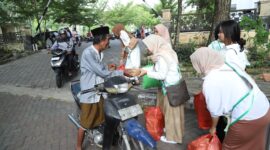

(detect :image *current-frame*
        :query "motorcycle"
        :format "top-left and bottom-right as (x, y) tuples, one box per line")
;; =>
(68, 76), (156, 150)
(50, 48), (79, 88)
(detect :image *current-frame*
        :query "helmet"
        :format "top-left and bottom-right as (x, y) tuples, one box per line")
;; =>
(58, 29), (66, 35)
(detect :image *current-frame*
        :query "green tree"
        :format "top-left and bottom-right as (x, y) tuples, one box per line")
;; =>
(155, 0), (178, 14)
(51, 0), (103, 26)
(186, 0), (215, 13)
(185, 0), (231, 43)
(240, 16), (270, 67)
(103, 2), (159, 28)
(209, 0), (231, 43)
(0, 0), (99, 32)
(174, 0), (182, 48)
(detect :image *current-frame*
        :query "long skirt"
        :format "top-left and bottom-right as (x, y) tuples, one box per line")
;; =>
(156, 88), (185, 143)
(223, 109), (270, 150)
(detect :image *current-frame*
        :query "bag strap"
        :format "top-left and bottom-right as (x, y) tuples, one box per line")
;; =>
(224, 62), (254, 132)
(228, 48), (238, 55)
(161, 66), (181, 95)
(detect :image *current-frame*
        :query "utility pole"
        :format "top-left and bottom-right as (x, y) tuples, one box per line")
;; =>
(36, 0), (52, 33)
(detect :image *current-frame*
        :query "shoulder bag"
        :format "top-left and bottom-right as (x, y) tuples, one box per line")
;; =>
(165, 79), (190, 106)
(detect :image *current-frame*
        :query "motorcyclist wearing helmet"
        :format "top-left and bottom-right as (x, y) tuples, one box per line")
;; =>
(50, 28), (74, 76)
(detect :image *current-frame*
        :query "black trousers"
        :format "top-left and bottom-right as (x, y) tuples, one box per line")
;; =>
(67, 53), (73, 72)
(216, 116), (227, 142)
(103, 113), (120, 150)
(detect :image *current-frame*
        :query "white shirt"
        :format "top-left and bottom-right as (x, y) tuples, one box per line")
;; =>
(220, 43), (250, 70)
(208, 40), (225, 51)
(203, 64), (269, 122)
(147, 56), (181, 86)
(120, 30), (141, 69)
(51, 38), (73, 52)
(80, 45), (123, 103)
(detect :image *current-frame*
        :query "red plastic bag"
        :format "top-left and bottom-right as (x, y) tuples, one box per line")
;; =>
(144, 107), (164, 141)
(194, 91), (212, 129)
(187, 134), (222, 150)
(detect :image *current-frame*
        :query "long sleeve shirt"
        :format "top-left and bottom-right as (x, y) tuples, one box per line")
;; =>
(208, 40), (225, 51)
(220, 43), (250, 70)
(120, 30), (141, 69)
(146, 56), (181, 86)
(80, 45), (123, 103)
(51, 38), (73, 52)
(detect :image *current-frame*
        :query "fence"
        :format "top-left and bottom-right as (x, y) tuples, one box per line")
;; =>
(175, 9), (259, 33)
(179, 13), (213, 32)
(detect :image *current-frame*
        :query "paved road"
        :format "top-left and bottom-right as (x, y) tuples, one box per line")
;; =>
(0, 40), (269, 150)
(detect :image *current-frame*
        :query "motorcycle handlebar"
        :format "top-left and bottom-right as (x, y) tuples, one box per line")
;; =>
(80, 83), (104, 94)
(79, 76), (138, 95)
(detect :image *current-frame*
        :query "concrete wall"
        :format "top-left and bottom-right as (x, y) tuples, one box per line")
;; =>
(179, 31), (209, 45)
(260, 0), (270, 17)
(178, 30), (269, 48)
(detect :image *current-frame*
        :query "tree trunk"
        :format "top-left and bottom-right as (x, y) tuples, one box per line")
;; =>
(173, 0), (182, 49)
(208, 0), (231, 44)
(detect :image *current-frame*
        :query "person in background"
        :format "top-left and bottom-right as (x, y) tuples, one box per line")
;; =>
(112, 24), (141, 69)
(139, 34), (185, 144)
(87, 31), (93, 42)
(207, 22), (227, 142)
(190, 47), (270, 150)
(76, 26), (123, 150)
(136, 28), (141, 39)
(154, 24), (172, 45)
(152, 24), (178, 139)
(140, 25), (145, 39)
(46, 32), (58, 51)
(218, 20), (250, 70)
(72, 27), (81, 46)
(208, 22), (225, 51)
(50, 28), (74, 76)
(64, 27), (72, 39)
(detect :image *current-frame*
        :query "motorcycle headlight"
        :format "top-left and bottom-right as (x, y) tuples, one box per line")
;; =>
(114, 83), (129, 93)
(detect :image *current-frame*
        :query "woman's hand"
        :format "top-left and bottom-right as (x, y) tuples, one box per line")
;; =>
(119, 59), (125, 66)
(209, 117), (219, 136)
(209, 127), (216, 136)
(138, 69), (147, 77)
(108, 64), (116, 71)
(147, 55), (157, 62)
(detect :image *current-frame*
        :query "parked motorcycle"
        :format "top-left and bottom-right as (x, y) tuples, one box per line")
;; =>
(68, 76), (156, 150)
(50, 49), (79, 88)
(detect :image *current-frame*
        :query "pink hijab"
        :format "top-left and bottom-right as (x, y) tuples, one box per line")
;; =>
(154, 24), (171, 44)
(143, 34), (178, 64)
(190, 47), (224, 76)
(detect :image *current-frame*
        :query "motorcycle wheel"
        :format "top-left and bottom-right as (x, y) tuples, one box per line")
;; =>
(56, 72), (63, 88)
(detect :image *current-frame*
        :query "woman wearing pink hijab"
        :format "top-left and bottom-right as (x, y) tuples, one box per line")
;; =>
(154, 24), (172, 45)
(139, 34), (185, 144)
(190, 47), (270, 150)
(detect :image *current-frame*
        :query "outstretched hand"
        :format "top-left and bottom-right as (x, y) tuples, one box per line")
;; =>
(209, 127), (216, 136)
(138, 69), (147, 77)
(108, 64), (116, 71)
